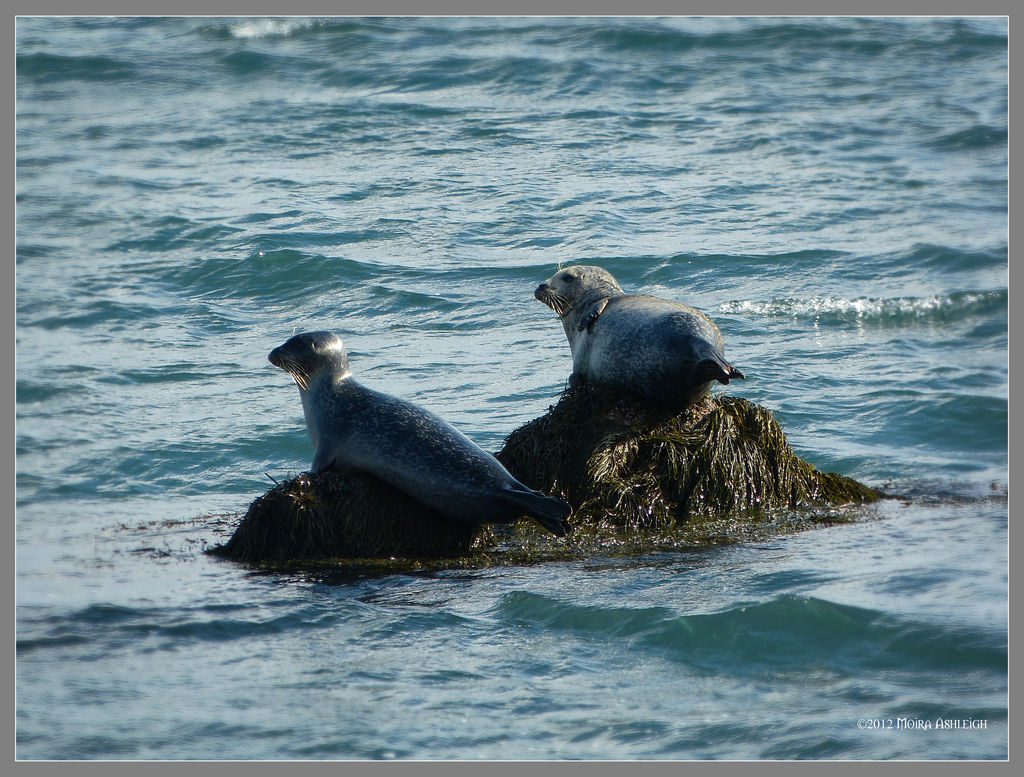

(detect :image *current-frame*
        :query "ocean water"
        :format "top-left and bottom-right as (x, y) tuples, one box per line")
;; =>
(15, 16), (1007, 761)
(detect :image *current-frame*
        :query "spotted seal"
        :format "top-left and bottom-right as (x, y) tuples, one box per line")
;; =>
(535, 265), (744, 409)
(269, 331), (571, 536)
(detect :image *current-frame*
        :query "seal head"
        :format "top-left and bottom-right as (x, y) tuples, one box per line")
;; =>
(534, 265), (624, 321)
(535, 265), (744, 409)
(269, 330), (350, 389)
(269, 331), (572, 537)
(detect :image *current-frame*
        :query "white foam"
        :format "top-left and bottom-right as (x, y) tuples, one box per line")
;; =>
(228, 18), (315, 40)
(718, 292), (997, 321)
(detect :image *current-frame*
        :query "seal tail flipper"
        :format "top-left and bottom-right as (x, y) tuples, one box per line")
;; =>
(695, 356), (744, 385)
(500, 488), (572, 537)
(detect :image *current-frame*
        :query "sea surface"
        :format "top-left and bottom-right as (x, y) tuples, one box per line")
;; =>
(15, 16), (1007, 761)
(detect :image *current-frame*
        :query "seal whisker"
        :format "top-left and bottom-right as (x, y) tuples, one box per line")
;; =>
(536, 287), (572, 317)
(550, 292), (573, 317)
(274, 356), (310, 390)
(287, 362), (311, 390)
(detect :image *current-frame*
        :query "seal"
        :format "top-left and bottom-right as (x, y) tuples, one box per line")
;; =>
(269, 331), (572, 536)
(535, 265), (744, 409)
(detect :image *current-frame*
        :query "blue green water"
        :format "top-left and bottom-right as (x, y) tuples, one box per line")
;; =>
(16, 16), (1007, 760)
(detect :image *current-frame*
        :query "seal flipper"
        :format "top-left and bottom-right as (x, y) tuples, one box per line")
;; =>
(578, 297), (610, 333)
(499, 487), (572, 536)
(694, 355), (744, 386)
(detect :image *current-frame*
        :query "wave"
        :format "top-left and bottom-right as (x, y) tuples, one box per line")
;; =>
(579, 245), (1006, 300)
(497, 592), (1006, 677)
(894, 243), (1007, 274)
(575, 18), (908, 59)
(25, 593), (1004, 677)
(718, 289), (1006, 327)
(930, 124), (1008, 152)
(156, 250), (380, 304)
(875, 477), (1007, 505)
(168, 16), (1006, 103)
(189, 15), (1006, 53)
(154, 250), (585, 306)
(19, 298), (183, 331)
(19, 17), (1005, 98)
(17, 52), (137, 83)
(223, 18), (321, 40)
(17, 601), (345, 657)
(106, 218), (243, 254)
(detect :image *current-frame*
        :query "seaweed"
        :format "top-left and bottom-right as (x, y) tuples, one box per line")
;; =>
(495, 385), (880, 529)
(209, 470), (479, 565)
(209, 385), (881, 570)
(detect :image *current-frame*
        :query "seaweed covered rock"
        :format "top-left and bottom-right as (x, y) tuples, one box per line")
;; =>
(211, 386), (880, 568)
(211, 469), (480, 564)
(495, 385), (880, 529)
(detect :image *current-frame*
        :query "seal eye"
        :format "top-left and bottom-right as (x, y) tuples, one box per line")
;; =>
(559, 272), (575, 283)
